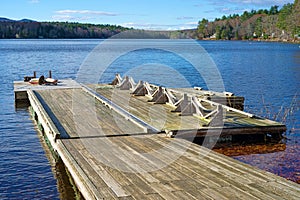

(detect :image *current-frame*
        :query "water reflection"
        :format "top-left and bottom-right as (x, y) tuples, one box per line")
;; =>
(213, 143), (286, 156)
(16, 104), (83, 200)
(35, 119), (84, 200)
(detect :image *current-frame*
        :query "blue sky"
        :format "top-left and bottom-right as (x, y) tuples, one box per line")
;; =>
(0, 0), (294, 30)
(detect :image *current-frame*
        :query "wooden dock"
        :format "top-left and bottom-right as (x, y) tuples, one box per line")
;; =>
(90, 84), (286, 140)
(14, 79), (299, 199)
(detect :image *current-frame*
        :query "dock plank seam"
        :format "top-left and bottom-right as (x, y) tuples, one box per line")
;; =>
(81, 84), (160, 134)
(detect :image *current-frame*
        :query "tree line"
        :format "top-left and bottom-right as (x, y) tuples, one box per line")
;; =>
(0, 21), (130, 39)
(197, 0), (300, 41)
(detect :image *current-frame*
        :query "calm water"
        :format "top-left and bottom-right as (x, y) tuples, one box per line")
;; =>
(0, 39), (299, 199)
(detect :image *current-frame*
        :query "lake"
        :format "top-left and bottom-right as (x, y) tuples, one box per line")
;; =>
(0, 39), (299, 199)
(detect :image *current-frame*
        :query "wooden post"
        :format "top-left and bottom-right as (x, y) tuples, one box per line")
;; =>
(33, 71), (36, 78)
(49, 70), (52, 78)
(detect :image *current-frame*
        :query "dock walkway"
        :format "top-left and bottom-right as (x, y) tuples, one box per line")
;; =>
(92, 85), (286, 139)
(14, 80), (300, 199)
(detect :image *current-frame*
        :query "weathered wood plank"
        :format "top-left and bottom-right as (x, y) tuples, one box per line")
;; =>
(17, 82), (298, 200)
(61, 140), (119, 199)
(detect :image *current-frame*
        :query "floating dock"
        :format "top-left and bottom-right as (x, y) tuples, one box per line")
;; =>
(14, 77), (299, 199)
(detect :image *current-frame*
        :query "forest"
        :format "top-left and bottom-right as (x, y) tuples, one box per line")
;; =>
(0, 19), (130, 39)
(195, 0), (300, 41)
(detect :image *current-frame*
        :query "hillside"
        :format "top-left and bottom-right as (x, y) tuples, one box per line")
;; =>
(196, 0), (300, 42)
(0, 20), (129, 39)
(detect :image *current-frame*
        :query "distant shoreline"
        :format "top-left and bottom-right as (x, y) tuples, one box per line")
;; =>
(1, 37), (299, 44)
(199, 38), (300, 44)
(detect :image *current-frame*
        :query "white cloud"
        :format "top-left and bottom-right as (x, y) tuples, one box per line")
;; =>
(218, 7), (249, 14)
(207, 0), (292, 17)
(121, 22), (197, 30)
(178, 22), (198, 30)
(55, 10), (118, 16)
(209, 0), (292, 8)
(28, 0), (40, 3)
(121, 22), (160, 29)
(194, 4), (201, 7)
(185, 21), (198, 25)
(52, 9), (119, 23)
(176, 16), (195, 20)
(229, 0), (292, 5)
(52, 15), (93, 21)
